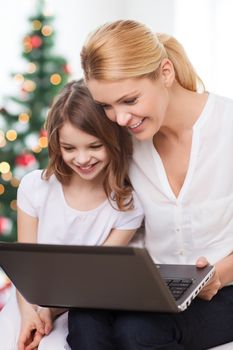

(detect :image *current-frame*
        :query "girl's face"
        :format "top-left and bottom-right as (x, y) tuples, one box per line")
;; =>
(59, 122), (109, 181)
(87, 76), (170, 141)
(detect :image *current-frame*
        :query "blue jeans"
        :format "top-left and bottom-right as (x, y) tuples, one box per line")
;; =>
(67, 286), (233, 350)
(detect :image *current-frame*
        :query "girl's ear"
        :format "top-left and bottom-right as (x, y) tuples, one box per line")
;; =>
(160, 58), (175, 87)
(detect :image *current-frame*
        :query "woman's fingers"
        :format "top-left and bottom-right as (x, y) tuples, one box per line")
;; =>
(196, 256), (209, 268)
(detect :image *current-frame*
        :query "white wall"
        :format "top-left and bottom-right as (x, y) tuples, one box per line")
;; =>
(0, 0), (233, 106)
(0, 0), (176, 106)
(37, 0), (176, 83)
(0, 0), (35, 105)
(174, 0), (233, 98)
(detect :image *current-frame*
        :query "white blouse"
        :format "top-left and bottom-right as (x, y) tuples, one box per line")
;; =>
(130, 93), (233, 264)
(17, 170), (144, 246)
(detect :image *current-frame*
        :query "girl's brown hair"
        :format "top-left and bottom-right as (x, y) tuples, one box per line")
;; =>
(44, 80), (133, 210)
(81, 20), (204, 92)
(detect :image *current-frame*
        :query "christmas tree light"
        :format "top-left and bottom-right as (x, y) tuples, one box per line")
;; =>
(0, 0), (70, 241)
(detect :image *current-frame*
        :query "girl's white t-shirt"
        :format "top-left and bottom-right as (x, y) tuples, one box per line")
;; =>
(17, 170), (144, 246)
(130, 93), (233, 265)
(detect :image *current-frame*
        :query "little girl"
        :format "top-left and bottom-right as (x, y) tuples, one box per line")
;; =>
(0, 80), (144, 350)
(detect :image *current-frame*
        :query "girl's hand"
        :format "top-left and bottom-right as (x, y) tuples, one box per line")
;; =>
(37, 307), (54, 335)
(18, 306), (45, 350)
(196, 256), (221, 301)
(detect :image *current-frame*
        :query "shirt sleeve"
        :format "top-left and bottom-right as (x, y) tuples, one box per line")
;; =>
(114, 191), (144, 230)
(17, 170), (41, 217)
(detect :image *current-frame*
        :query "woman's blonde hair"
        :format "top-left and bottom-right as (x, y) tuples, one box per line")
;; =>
(81, 20), (204, 92)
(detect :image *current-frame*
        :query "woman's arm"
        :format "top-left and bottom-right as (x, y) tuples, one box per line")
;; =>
(215, 252), (233, 286)
(103, 228), (136, 246)
(196, 253), (233, 301)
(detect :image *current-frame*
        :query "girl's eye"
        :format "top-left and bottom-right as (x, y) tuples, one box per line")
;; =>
(90, 144), (103, 149)
(62, 146), (74, 152)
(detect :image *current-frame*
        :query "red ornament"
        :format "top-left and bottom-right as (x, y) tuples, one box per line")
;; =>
(0, 278), (12, 310)
(0, 217), (12, 235)
(63, 64), (72, 74)
(30, 35), (42, 48)
(40, 129), (48, 137)
(0, 217), (7, 235)
(15, 153), (36, 167)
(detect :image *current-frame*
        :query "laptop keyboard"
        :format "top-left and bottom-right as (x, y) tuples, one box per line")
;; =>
(165, 278), (193, 300)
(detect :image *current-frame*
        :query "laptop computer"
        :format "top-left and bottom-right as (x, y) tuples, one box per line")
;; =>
(0, 242), (215, 312)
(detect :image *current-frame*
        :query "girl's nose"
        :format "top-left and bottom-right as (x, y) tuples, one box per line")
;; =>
(75, 151), (91, 165)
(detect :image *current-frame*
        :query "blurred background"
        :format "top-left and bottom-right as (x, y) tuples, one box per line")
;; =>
(1, 0), (233, 102)
(0, 0), (233, 303)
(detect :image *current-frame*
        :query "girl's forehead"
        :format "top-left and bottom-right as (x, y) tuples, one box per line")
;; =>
(59, 125), (101, 144)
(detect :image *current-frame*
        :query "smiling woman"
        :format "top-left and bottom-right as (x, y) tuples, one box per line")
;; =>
(65, 19), (233, 350)
(87, 77), (170, 140)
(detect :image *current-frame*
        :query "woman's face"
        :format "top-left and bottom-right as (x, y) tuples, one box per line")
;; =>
(87, 76), (170, 140)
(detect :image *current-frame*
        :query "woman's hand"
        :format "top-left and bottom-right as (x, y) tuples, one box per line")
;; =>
(196, 256), (221, 301)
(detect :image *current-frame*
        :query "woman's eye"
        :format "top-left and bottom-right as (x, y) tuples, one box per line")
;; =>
(125, 98), (138, 105)
(101, 104), (111, 110)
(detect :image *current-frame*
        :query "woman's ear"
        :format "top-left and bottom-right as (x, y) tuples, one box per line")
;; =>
(160, 58), (175, 87)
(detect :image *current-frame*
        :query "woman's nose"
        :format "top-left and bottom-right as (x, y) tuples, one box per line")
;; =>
(115, 111), (132, 126)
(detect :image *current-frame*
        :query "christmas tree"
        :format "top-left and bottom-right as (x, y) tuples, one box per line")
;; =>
(0, 0), (70, 242)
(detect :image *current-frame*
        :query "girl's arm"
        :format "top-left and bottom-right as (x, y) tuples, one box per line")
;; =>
(37, 306), (68, 333)
(103, 228), (136, 246)
(17, 207), (45, 350)
(17, 206), (38, 243)
(17, 207), (67, 348)
(17, 291), (44, 350)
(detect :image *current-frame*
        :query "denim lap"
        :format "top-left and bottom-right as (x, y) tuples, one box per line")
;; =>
(67, 286), (233, 350)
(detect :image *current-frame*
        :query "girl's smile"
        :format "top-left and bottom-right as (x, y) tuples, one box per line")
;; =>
(59, 122), (109, 181)
(72, 161), (100, 175)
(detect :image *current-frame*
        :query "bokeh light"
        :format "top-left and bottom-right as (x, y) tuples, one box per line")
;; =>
(27, 62), (37, 74)
(32, 20), (42, 30)
(0, 184), (5, 195)
(1, 171), (12, 181)
(10, 200), (17, 211)
(0, 162), (10, 174)
(6, 130), (17, 141)
(50, 73), (61, 85)
(41, 25), (53, 36)
(38, 136), (48, 148)
(18, 113), (30, 123)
